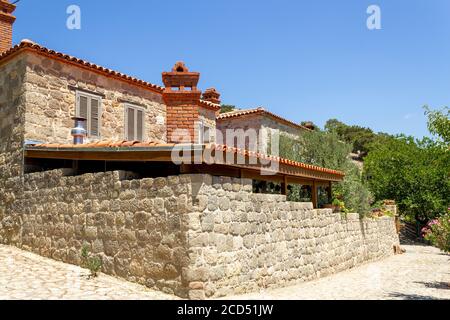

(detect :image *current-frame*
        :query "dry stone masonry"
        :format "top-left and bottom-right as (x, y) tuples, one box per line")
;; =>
(0, 169), (400, 299)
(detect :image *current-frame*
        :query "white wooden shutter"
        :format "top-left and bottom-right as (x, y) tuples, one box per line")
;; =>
(127, 107), (135, 140)
(136, 110), (144, 141)
(90, 98), (100, 137)
(78, 95), (88, 130)
(76, 92), (102, 137)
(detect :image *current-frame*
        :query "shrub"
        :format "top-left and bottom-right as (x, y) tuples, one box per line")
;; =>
(81, 244), (102, 278)
(423, 211), (450, 253)
(279, 130), (373, 214)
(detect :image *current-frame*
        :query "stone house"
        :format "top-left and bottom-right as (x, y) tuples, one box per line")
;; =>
(217, 107), (310, 153)
(0, 0), (400, 299)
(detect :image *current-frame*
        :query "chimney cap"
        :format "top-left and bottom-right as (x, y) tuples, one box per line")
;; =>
(202, 88), (221, 105)
(162, 61), (200, 90)
(172, 61), (189, 73)
(0, 0), (16, 13)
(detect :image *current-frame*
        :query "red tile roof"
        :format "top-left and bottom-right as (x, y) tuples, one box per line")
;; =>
(217, 107), (310, 131)
(0, 40), (163, 94)
(29, 140), (344, 177)
(199, 99), (221, 111)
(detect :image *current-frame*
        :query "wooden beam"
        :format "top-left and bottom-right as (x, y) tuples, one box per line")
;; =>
(25, 149), (175, 162)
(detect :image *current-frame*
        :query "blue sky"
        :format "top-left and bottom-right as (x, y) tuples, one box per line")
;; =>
(12, 0), (450, 138)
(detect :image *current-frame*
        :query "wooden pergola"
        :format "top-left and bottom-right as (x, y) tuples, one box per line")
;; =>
(25, 143), (344, 208)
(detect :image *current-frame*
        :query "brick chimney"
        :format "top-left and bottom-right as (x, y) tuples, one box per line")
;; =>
(0, 0), (16, 54)
(162, 62), (202, 143)
(202, 88), (221, 105)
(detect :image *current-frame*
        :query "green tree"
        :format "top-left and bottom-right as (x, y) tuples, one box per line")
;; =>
(424, 106), (450, 146)
(279, 130), (373, 214)
(364, 136), (450, 223)
(220, 105), (237, 114)
(324, 118), (391, 155)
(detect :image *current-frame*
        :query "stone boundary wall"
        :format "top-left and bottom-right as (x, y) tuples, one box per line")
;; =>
(187, 175), (400, 298)
(0, 171), (400, 299)
(1, 170), (193, 297)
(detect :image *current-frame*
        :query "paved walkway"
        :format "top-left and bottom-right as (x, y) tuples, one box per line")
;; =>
(0, 245), (177, 300)
(0, 244), (448, 300)
(225, 245), (450, 300)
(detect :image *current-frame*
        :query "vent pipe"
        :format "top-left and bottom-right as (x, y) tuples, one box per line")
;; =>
(71, 117), (87, 144)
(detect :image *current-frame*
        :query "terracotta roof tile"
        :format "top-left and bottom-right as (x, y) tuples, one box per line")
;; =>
(204, 143), (344, 176)
(217, 107), (310, 131)
(199, 99), (221, 111)
(0, 40), (163, 94)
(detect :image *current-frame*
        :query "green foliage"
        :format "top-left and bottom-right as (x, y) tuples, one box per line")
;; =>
(220, 104), (237, 114)
(423, 211), (450, 253)
(324, 118), (392, 155)
(363, 136), (450, 222)
(81, 244), (102, 278)
(300, 121), (318, 131)
(424, 106), (450, 146)
(279, 130), (373, 214)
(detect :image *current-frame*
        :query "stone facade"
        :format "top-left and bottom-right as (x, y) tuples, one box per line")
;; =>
(23, 52), (167, 144)
(0, 54), (27, 245)
(0, 169), (400, 299)
(216, 113), (302, 153)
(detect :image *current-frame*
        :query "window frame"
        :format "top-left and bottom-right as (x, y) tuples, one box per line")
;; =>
(75, 91), (103, 139)
(198, 119), (213, 144)
(198, 120), (204, 144)
(124, 103), (146, 141)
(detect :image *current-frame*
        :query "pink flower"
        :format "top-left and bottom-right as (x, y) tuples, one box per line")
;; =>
(428, 219), (440, 227)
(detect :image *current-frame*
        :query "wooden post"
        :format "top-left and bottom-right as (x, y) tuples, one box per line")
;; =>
(311, 180), (318, 208)
(281, 176), (289, 196)
(327, 181), (333, 203)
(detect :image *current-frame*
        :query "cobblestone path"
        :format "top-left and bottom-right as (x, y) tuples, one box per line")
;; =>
(0, 245), (177, 300)
(0, 244), (448, 300)
(224, 245), (450, 300)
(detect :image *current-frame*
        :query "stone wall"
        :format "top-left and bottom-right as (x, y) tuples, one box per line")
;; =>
(23, 52), (167, 144)
(0, 54), (27, 245)
(0, 170), (399, 299)
(186, 175), (400, 298)
(2, 169), (193, 297)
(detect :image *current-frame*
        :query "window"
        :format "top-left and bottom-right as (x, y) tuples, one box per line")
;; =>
(198, 120), (213, 144)
(203, 125), (213, 143)
(198, 121), (204, 144)
(124, 104), (145, 141)
(76, 91), (102, 138)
